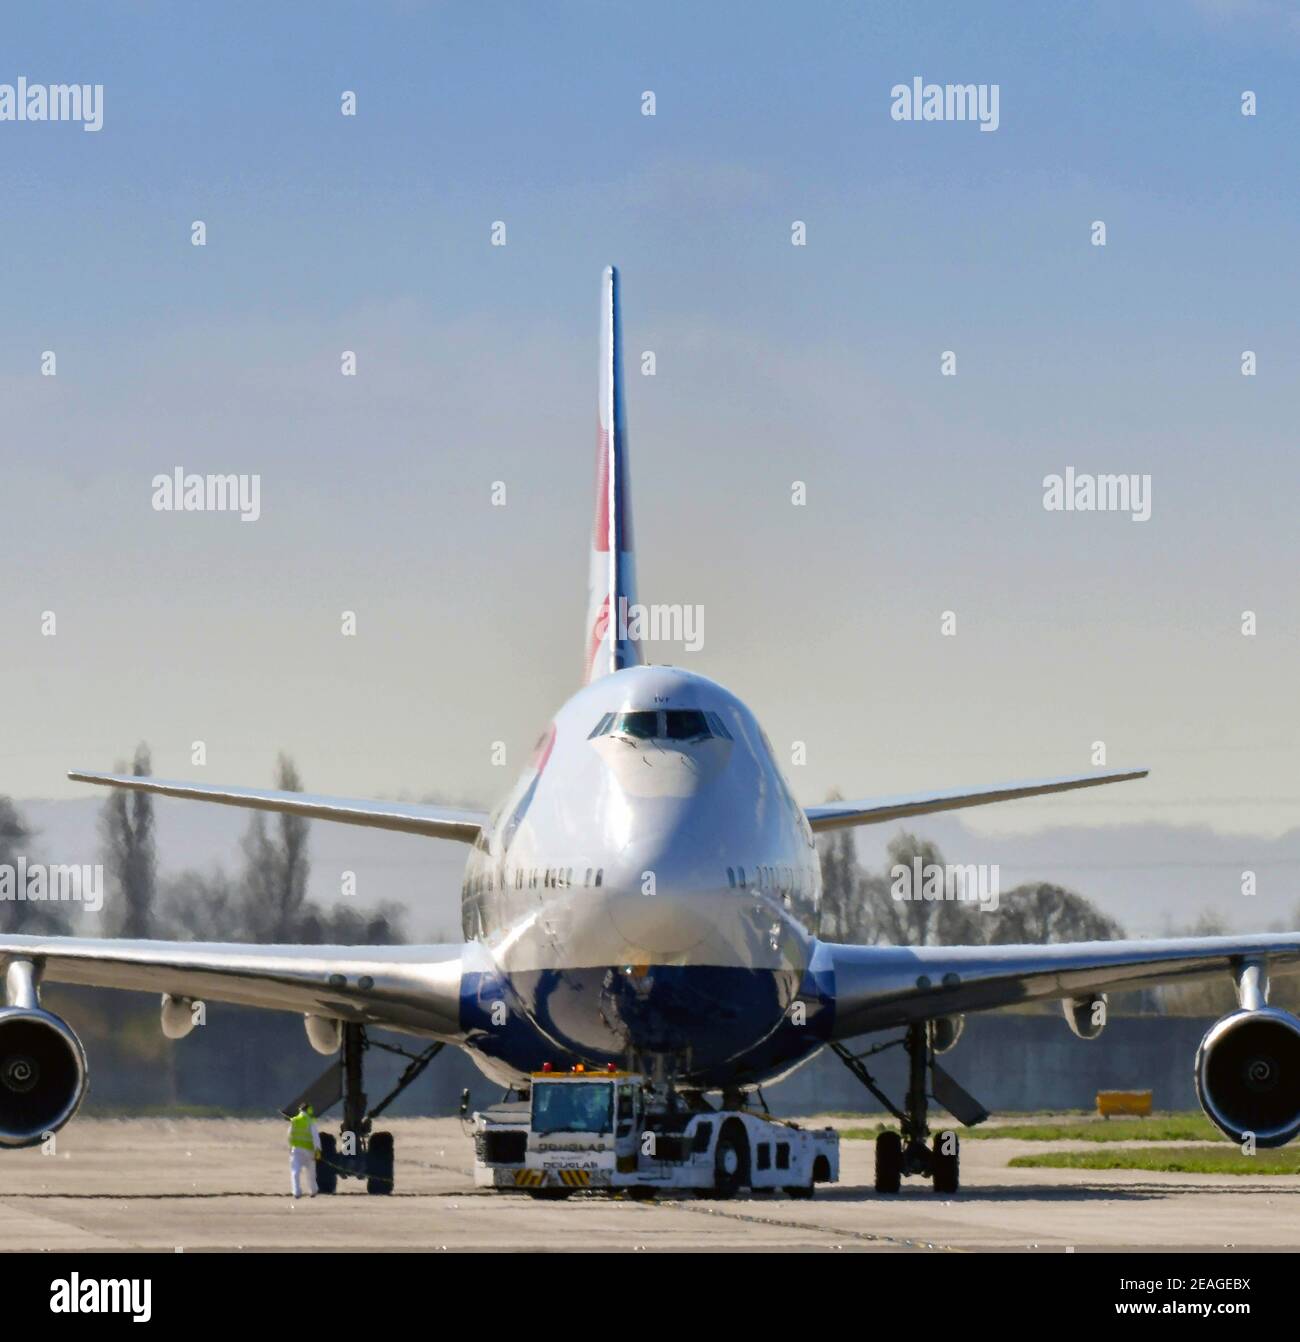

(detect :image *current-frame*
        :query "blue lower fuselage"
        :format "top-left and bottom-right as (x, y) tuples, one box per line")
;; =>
(459, 957), (835, 1089)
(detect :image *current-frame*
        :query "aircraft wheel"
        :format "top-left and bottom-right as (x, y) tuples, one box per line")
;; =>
(366, 1130), (394, 1195)
(713, 1126), (747, 1199)
(874, 1130), (902, 1194)
(316, 1132), (338, 1195)
(932, 1132), (959, 1195)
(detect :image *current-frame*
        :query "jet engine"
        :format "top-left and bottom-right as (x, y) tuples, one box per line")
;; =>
(1196, 1007), (1300, 1148)
(1063, 993), (1108, 1040)
(0, 1007), (88, 1147)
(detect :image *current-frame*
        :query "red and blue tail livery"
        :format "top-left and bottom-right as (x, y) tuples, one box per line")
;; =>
(585, 264), (641, 683)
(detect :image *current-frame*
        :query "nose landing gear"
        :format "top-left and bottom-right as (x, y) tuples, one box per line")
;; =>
(830, 1021), (987, 1195)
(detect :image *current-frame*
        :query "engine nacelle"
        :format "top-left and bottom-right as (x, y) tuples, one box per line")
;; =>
(1063, 993), (1108, 1040)
(304, 1014), (343, 1056)
(930, 1015), (964, 1054)
(0, 1007), (87, 1147)
(160, 994), (198, 1040)
(1196, 1007), (1300, 1148)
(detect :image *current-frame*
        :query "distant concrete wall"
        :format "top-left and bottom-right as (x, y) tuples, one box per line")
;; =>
(50, 988), (488, 1118)
(51, 988), (1214, 1118)
(766, 1013), (1212, 1115)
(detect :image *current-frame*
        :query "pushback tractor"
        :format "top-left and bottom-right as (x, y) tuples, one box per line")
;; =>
(473, 1066), (839, 1198)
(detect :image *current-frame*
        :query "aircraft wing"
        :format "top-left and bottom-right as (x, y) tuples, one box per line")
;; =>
(68, 770), (487, 844)
(819, 931), (1300, 1039)
(0, 933), (469, 1039)
(804, 768), (1148, 832)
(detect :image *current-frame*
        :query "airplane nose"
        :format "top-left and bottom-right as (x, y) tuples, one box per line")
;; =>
(606, 889), (715, 956)
(599, 821), (727, 956)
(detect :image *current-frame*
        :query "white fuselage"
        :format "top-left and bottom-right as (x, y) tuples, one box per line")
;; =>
(456, 665), (826, 1088)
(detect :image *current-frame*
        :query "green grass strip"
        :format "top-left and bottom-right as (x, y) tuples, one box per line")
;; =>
(1010, 1146), (1300, 1174)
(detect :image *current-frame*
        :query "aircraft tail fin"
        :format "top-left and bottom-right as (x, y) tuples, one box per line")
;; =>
(584, 265), (642, 683)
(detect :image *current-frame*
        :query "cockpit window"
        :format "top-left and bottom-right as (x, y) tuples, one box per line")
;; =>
(591, 708), (732, 743)
(611, 710), (659, 739)
(663, 709), (710, 740)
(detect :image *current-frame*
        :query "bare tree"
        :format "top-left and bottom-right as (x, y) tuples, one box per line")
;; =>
(986, 882), (1123, 945)
(156, 753), (410, 946)
(819, 828), (985, 947)
(159, 864), (411, 946)
(814, 798), (862, 941)
(0, 797), (73, 934)
(157, 866), (247, 942)
(818, 817), (1125, 953)
(298, 901), (409, 946)
(240, 754), (310, 943)
(872, 831), (987, 947)
(101, 743), (157, 938)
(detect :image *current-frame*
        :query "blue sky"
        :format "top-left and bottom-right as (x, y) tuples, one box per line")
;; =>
(4, 1), (1299, 839)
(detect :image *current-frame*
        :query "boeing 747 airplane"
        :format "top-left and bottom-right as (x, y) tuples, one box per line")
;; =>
(2, 268), (1297, 1196)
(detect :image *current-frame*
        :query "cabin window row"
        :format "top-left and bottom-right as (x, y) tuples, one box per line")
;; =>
(725, 864), (811, 898)
(467, 867), (604, 896)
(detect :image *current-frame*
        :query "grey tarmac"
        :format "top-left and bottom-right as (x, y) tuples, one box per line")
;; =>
(1, 1117), (1296, 1253)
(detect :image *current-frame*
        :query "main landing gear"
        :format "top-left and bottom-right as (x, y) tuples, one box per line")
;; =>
(287, 1024), (444, 1195)
(830, 1021), (988, 1196)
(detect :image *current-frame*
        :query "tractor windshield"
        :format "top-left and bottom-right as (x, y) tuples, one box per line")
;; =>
(531, 1081), (615, 1136)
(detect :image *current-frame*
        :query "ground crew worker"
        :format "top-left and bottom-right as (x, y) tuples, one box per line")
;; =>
(288, 1102), (321, 1198)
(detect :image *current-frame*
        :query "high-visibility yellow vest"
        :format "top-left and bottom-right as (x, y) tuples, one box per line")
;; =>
(289, 1111), (315, 1150)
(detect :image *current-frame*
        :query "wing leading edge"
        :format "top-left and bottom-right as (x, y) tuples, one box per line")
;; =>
(804, 768), (1148, 832)
(0, 933), (470, 1039)
(68, 771), (486, 844)
(818, 931), (1300, 1039)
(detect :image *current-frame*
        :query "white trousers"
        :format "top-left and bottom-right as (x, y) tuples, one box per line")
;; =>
(290, 1147), (318, 1197)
